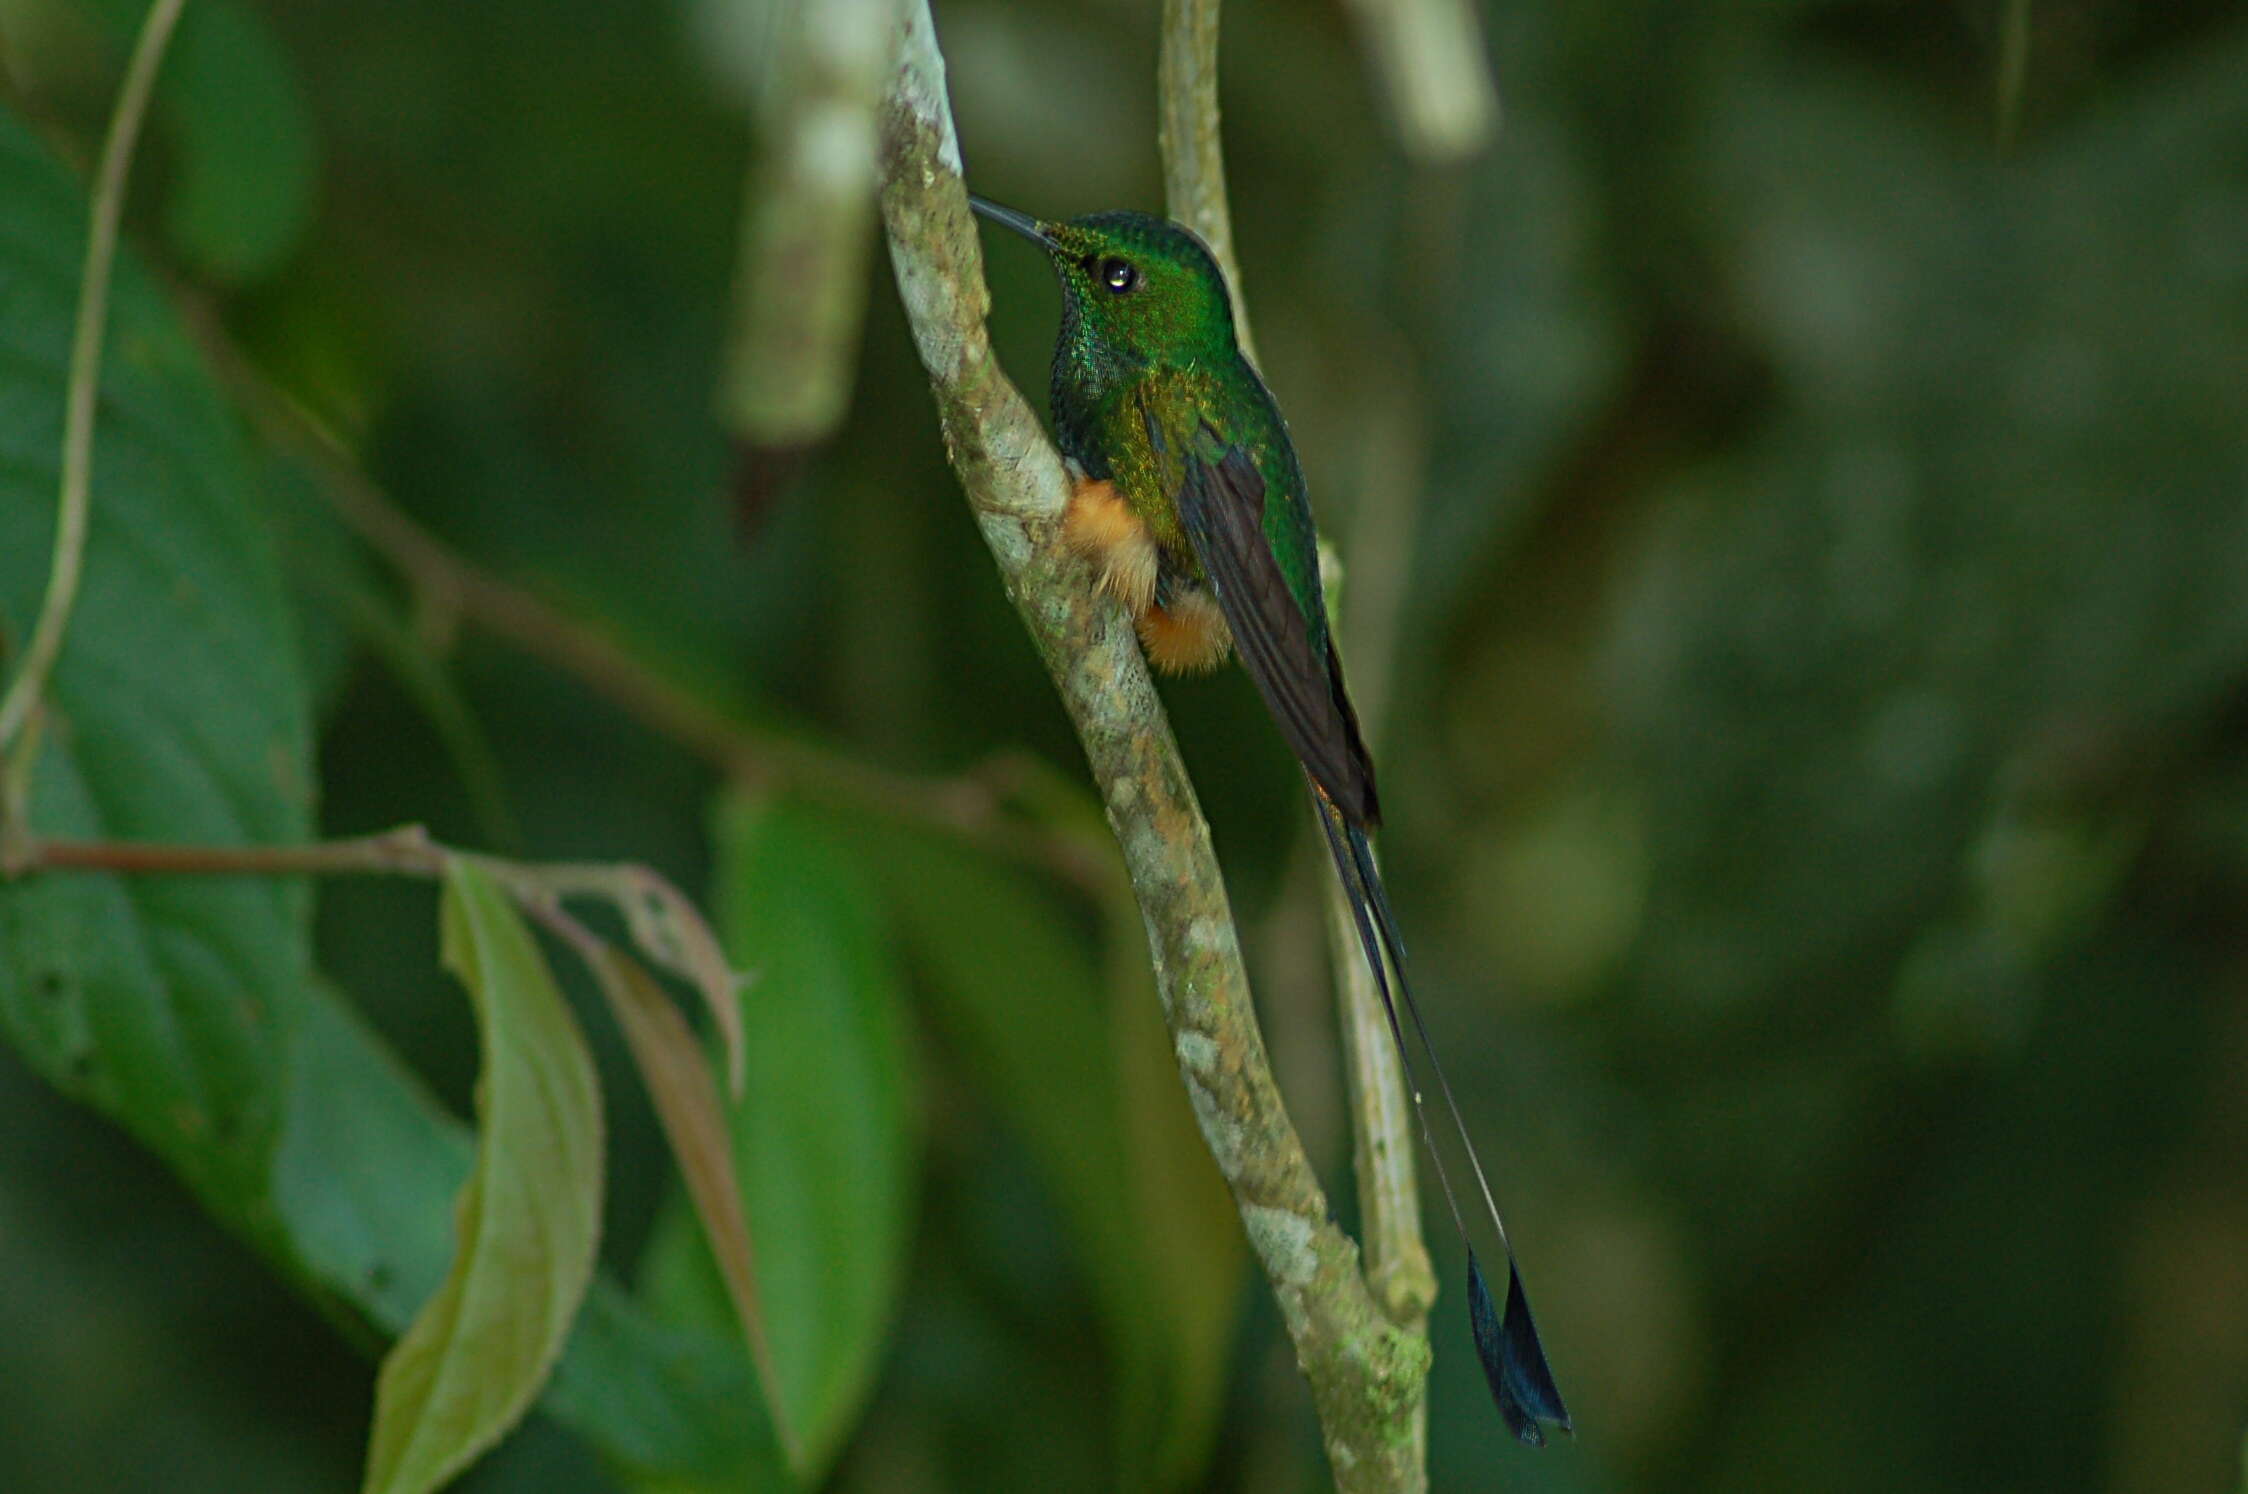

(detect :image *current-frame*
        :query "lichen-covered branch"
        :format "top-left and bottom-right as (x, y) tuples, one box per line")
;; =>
(877, 5), (1427, 1487)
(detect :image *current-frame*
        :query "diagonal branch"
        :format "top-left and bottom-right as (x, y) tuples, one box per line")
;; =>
(876, 5), (1428, 1488)
(183, 315), (1121, 904)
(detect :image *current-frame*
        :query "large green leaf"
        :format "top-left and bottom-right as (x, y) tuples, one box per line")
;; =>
(854, 826), (1243, 1490)
(641, 792), (917, 1484)
(0, 102), (791, 1487)
(360, 860), (605, 1494)
(273, 977), (796, 1489)
(78, 0), (319, 282)
(0, 97), (311, 1242)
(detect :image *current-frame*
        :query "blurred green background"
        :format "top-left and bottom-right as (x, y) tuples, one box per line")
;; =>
(2, 0), (2246, 1490)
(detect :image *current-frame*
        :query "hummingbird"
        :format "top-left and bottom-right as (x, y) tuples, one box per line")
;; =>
(969, 195), (1571, 1447)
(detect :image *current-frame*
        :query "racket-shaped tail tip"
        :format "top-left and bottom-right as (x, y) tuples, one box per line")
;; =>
(1467, 1248), (1572, 1447)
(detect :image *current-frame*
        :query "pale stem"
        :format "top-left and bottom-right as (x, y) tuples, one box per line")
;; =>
(0, 0), (190, 759)
(879, 4), (1431, 1487)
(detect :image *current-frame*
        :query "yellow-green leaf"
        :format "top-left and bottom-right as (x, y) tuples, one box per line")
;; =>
(360, 860), (605, 1494)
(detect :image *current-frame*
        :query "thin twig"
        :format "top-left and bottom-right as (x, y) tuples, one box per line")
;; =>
(4, 823), (444, 880)
(1308, 347), (1441, 1358)
(1325, 356), (1438, 1346)
(1157, 0), (1254, 361)
(879, 8), (1430, 1488)
(1324, 872), (1436, 1324)
(0, 823), (747, 1096)
(1159, 2), (1438, 1481)
(0, 0), (188, 758)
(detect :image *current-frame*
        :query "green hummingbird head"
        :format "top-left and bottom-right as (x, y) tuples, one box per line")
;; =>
(971, 197), (1239, 371)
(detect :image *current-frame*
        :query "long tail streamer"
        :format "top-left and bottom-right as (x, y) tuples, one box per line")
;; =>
(1312, 780), (1571, 1446)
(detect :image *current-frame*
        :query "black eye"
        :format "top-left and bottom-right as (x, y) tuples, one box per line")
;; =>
(1100, 257), (1138, 294)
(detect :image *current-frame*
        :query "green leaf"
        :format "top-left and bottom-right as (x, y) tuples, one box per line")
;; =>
(0, 97), (311, 1239)
(360, 860), (605, 1494)
(852, 826), (1243, 1489)
(641, 792), (917, 1484)
(273, 977), (795, 1488)
(273, 979), (473, 1337)
(78, 0), (319, 282)
(704, 798), (916, 1468)
(0, 103), (788, 1488)
(633, 790), (912, 1482)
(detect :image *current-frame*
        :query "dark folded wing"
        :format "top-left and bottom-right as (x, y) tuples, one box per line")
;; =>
(1173, 434), (1380, 825)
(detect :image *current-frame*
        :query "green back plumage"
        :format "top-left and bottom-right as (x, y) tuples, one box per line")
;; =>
(1028, 212), (1328, 655)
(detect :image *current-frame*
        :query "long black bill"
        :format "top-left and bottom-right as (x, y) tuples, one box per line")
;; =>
(968, 194), (1059, 251)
